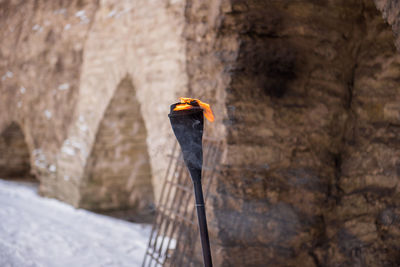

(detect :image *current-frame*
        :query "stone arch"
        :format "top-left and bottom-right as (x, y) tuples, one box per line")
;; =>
(79, 76), (154, 218)
(0, 122), (36, 181)
(55, 0), (187, 207)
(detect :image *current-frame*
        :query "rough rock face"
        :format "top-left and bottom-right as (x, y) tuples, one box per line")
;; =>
(374, 0), (400, 50)
(186, 0), (400, 266)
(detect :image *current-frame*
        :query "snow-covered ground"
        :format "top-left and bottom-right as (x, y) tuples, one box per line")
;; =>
(0, 179), (151, 267)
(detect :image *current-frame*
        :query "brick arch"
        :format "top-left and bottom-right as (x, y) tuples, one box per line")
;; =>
(0, 122), (36, 181)
(78, 76), (154, 218)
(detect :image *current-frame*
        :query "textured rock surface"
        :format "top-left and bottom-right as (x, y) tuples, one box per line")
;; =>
(374, 0), (400, 50)
(185, 0), (400, 266)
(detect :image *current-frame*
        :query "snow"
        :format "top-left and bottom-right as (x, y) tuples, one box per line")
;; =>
(2, 71), (13, 81)
(58, 83), (70, 91)
(60, 138), (88, 160)
(48, 165), (56, 172)
(107, 10), (118, 18)
(32, 149), (47, 170)
(6, 71), (13, 78)
(75, 10), (85, 17)
(32, 24), (43, 32)
(61, 146), (75, 156)
(54, 9), (66, 15)
(0, 179), (151, 267)
(75, 10), (90, 24)
(44, 110), (52, 119)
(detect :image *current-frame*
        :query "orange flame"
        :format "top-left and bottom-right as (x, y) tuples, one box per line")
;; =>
(173, 97), (214, 122)
(173, 103), (192, 111)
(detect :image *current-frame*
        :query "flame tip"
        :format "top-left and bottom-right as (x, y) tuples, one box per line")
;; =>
(173, 97), (214, 122)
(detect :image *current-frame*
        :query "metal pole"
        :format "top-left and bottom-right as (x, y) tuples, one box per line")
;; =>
(192, 180), (213, 267)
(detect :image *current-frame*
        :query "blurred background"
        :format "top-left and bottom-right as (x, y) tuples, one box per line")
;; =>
(1, 0), (400, 266)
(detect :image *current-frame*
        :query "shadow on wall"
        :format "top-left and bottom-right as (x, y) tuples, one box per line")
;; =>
(0, 122), (37, 182)
(79, 75), (155, 223)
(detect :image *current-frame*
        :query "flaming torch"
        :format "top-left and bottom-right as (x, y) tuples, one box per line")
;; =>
(168, 97), (214, 267)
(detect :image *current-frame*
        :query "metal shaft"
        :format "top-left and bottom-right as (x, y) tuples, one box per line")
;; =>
(193, 180), (213, 267)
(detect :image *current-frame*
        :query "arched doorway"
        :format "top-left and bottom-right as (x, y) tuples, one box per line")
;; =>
(0, 122), (35, 181)
(79, 76), (154, 222)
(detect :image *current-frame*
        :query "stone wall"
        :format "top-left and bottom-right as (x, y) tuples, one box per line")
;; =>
(189, 0), (400, 265)
(54, 0), (188, 207)
(1, 0), (187, 211)
(0, 0), (96, 181)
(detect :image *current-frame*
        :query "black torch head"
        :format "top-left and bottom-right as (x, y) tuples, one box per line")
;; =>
(168, 102), (204, 183)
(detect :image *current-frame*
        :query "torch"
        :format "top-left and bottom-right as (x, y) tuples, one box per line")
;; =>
(168, 97), (214, 267)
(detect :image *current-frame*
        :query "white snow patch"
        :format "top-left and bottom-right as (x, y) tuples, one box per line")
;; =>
(20, 86), (26, 94)
(75, 10), (90, 24)
(78, 124), (88, 132)
(0, 179), (150, 267)
(44, 110), (52, 119)
(58, 83), (70, 91)
(75, 10), (86, 17)
(54, 8), (66, 15)
(64, 24), (71, 30)
(61, 145), (75, 156)
(61, 138), (86, 157)
(2, 71), (13, 81)
(80, 18), (90, 24)
(108, 7), (132, 19)
(107, 9), (118, 18)
(49, 164), (56, 172)
(32, 24), (43, 32)
(33, 149), (47, 169)
(77, 115), (88, 132)
(150, 235), (177, 260)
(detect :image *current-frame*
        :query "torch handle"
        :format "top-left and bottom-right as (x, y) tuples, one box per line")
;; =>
(193, 180), (213, 267)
